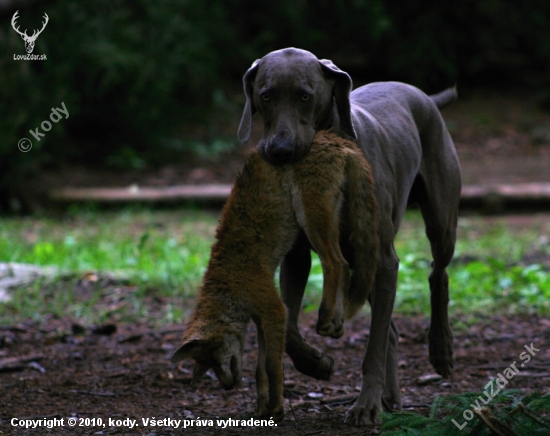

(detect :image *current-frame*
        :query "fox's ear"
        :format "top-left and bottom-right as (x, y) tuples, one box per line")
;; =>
(170, 339), (204, 363)
(191, 361), (210, 386)
(170, 339), (212, 386)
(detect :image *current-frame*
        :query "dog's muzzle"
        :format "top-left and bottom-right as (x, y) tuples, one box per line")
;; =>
(265, 137), (295, 165)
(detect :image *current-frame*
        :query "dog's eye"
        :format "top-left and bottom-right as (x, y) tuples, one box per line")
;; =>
(261, 93), (270, 102)
(300, 93), (310, 102)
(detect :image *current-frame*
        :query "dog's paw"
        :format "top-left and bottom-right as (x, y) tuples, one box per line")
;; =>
(382, 395), (402, 412)
(291, 348), (334, 380)
(345, 400), (381, 426)
(286, 332), (334, 380)
(430, 349), (454, 378)
(429, 327), (454, 378)
(295, 350), (334, 380)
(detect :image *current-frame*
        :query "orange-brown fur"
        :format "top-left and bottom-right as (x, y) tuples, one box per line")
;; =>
(171, 131), (379, 421)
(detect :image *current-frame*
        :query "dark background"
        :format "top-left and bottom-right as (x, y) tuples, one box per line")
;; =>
(1, 0), (549, 209)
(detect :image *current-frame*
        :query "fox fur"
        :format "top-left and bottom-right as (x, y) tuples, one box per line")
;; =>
(171, 131), (379, 421)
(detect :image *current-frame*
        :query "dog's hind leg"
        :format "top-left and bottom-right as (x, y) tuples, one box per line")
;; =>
(414, 115), (461, 378)
(382, 318), (402, 411)
(419, 190), (459, 378)
(280, 233), (335, 380)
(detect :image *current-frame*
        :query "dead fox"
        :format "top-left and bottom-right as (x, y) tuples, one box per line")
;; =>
(171, 131), (379, 421)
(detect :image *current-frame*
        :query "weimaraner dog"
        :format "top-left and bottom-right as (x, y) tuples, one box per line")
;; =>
(237, 47), (461, 426)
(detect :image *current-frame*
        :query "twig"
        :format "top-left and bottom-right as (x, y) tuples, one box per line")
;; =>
(0, 353), (44, 372)
(416, 373), (443, 386)
(69, 390), (116, 397)
(288, 400), (316, 409)
(403, 403), (433, 409)
(118, 333), (143, 343)
(511, 402), (550, 428)
(514, 371), (550, 377)
(285, 395), (305, 436)
(157, 326), (187, 334)
(27, 361), (46, 374)
(472, 407), (520, 436)
(0, 326), (27, 332)
(320, 393), (357, 405)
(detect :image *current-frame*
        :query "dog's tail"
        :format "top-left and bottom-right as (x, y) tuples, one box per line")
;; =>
(343, 148), (380, 320)
(430, 85), (457, 110)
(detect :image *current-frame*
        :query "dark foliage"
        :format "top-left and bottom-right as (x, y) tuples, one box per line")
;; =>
(1, 0), (549, 205)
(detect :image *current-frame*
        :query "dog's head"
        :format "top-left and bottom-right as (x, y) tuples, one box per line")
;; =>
(170, 321), (244, 390)
(238, 47), (356, 166)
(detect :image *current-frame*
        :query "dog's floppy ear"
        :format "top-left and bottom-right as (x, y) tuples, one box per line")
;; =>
(318, 59), (357, 139)
(237, 59), (261, 143)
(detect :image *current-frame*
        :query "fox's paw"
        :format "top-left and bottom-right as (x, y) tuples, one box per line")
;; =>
(256, 396), (270, 419)
(256, 404), (284, 423)
(316, 306), (344, 338)
(271, 405), (285, 423)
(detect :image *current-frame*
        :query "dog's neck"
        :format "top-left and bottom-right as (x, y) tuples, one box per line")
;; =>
(316, 103), (343, 136)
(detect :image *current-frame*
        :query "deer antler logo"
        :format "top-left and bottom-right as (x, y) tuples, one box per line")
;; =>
(11, 11), (49, 54)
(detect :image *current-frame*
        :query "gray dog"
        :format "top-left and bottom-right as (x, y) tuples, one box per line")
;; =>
(237, 47), (461, 426)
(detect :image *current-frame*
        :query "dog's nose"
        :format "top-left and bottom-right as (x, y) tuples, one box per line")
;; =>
(266, 138), (295, 165)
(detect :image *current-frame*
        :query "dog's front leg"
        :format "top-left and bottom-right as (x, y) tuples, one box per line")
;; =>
(346, 246), (399, 426)
(281, 235), (335, 380)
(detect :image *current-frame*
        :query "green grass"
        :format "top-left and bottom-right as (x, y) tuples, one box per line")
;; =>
(0, 207), (218, 324)
(0, 207), (216, 289)
(1, 208), (549, 325)
(308, 212), (550, 316)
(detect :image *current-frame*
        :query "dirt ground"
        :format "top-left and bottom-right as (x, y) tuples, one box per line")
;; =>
(2, 90), (550, 434)
(1, 290), (549, 436)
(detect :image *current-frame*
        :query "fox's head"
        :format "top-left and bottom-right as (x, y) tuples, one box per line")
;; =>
(171, 321), (245, 390)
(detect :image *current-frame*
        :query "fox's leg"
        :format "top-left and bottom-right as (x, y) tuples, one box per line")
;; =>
(254, 292), (287, 422)
(298, 191), (349, 339)
(281, 233), (334, 380)
(255, 322), (270, 418)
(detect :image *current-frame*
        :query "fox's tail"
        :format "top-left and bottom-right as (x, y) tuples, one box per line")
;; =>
(343, 148), (380, 319)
